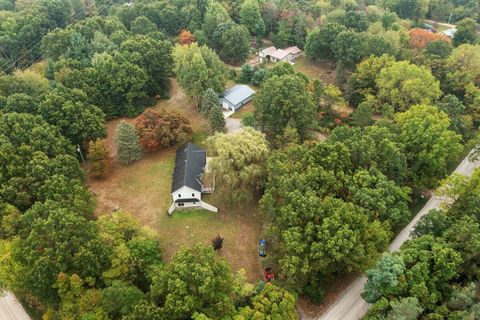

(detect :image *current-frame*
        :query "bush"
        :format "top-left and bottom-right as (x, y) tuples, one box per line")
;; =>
(87, 139), (111, 178)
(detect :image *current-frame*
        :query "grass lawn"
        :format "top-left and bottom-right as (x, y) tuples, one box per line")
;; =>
(230, 102), (255, 119)
(293, 56), (337, 84)
(88, 78), (263, 281)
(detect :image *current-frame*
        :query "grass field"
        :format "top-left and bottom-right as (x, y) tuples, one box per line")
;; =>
(293, 56), (337, 84)
(88, 78), (264, 281)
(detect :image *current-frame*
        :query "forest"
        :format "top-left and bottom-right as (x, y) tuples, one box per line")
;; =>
(0, 0), (479, 319)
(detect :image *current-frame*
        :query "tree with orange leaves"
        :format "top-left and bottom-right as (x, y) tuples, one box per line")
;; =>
(408, 28), (450, 50)
(135, 108), (192, 151)
(178, 29), (195, 45)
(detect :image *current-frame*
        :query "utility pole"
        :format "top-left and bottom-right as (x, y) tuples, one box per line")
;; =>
(77, 144), (86, 165)
(448, 11), (453, 25)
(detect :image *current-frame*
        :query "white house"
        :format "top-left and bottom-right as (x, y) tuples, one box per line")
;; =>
(259, 46), (302, 64)
(168, 143), (217, 214)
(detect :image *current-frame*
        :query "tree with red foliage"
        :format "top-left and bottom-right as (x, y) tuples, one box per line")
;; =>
(135, 108), (192, 151)
(178, 29), (195, 45)
(408, 28), (450, 50)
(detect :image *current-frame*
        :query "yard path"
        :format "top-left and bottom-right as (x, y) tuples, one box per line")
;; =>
(0, 292), (30, 320)
(315, 151), (480, 320)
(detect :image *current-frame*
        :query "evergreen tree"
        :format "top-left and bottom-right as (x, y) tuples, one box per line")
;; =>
(115, 121), (144, 165)
(87, 139), (111, 178)
(208, 105), (226, 133)
(201, 89), (219, 114)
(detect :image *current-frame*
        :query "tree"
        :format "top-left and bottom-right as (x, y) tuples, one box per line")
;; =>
(350, 101), (374, 127)
(135, 108), (192, 151)
(363, 254), (405, 303)
(115, 121), (144, 165)
(38, 85), (106, 145)
(241, 112), (257, 128)
(88, 139), (111, 178)
(453, 18), (477, 47)
(376, 61), (441, 112)
(235, 284), (297, 319)
(130, 16), (157, 35)
(173, 43), (227, 107)
(388, 297), (424, 319)
(207, 128), (269, 206)
(255, 74), (315, 141)
(239, 0), (265, 37)
(208, 105), (226, 133)
(118, 35), (173, 97)
(446, 44), (480, 95)
(178, 29), (195, 45)
(201, 89), (219, 114)
(203, 2), (231, 41)
(408, 28), (450, 49)
(101, 281), (144, 319)
(426, 40), (453, 57)
(348, 168), (411, 227)
(80, 52), (149, 118)
(305, 23), (347, 61)
(211, 235), (224, 251)
(345, 54), (396, 107)
(437, 94), (469, 137)
(218, 24), (251, 64)
(332, 29), (363, 67)
(239, 64), (254, 83)
(395, 105), (462, 190)
(150, 244), (235, 319)
(0, 113), (80, 210)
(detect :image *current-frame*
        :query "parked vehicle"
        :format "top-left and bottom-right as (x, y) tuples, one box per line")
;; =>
(259, 239), (266, 257)
(263, 267), (275, 282)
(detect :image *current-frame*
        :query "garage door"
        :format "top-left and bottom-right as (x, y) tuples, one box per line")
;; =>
(222, 101), (229, 110)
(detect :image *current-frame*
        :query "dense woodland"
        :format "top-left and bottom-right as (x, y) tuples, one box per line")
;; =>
(0, 0), (479, 319)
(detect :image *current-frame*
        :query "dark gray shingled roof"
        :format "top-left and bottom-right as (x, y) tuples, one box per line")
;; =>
(171, 143), (206, 193)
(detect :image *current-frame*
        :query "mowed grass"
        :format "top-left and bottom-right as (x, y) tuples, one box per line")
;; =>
(293, 56), (337, 84)
(89, 78), (263, 281)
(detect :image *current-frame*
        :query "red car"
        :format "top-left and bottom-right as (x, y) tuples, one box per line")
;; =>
(263, 267), (275, 282)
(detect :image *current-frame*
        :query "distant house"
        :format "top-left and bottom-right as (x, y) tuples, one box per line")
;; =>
(259, 46), (302, 64)
(220, 85), (256, 111)
(440, 28), (457, 38)
(168, 143), (217, 214)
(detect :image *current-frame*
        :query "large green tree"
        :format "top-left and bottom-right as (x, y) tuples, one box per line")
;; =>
(38, 85), (106, 145)
(239, 0), (265, 37)
(150, 244), (235, 319)
(173, 43), (226, 106)
(376, 61), (441, 112)
(395, 105), (462, 190)
(255, 74), (315, 141)
(207, 128), (269, 205)
(305, 22), (347, 61)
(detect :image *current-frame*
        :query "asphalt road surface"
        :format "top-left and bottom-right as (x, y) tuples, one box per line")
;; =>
(318, 152), (480, 320)
(0, 292), (30, 320)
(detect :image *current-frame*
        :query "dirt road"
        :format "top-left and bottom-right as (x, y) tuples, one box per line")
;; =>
(317, 152), (480, 320)
(0, 292), (30, 320)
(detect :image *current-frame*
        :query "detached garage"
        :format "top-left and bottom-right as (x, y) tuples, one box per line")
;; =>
(220, 85), (256, 111)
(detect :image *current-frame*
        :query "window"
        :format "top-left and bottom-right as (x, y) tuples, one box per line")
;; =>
(178, 194), (181, 198)
(192, 193), (195, 197)
(193, 202), (196, 205)
(178, 203), (184, 207)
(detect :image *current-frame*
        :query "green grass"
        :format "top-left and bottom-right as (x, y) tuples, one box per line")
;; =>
(293, 56), (336, 84)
